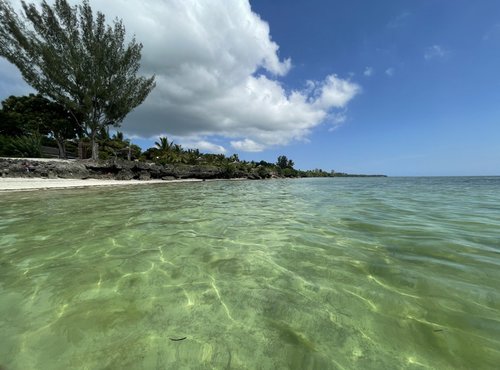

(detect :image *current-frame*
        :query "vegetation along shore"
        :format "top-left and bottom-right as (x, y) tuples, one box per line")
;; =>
(0, 157), (386, 182)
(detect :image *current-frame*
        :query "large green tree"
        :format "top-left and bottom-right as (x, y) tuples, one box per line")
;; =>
(1, 94), (81, 158)
(0, 0), (155, 159)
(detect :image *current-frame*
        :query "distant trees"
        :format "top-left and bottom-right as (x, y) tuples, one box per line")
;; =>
(150, 136), (184, 163)
(0, 0), (155, 159)
(276, 155), (294, 170)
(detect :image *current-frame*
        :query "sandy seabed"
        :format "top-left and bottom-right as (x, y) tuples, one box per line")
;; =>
(0, 177), (202, 192)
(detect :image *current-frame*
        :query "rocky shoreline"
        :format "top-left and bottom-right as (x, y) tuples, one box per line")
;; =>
(0, 157), (270, 181)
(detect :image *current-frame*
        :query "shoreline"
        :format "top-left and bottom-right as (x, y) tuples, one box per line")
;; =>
(0, 157), (269, 183)
(0, 177), (204, 192)
(0, 158), (387, 192)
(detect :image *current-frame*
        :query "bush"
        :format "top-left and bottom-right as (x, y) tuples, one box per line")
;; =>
(0, 134), (42, 157)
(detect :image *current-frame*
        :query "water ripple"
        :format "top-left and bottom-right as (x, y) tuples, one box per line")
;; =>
(1, 177), (500, 368)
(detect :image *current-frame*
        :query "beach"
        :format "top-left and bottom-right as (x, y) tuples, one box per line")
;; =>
(0, 177), (202, 192)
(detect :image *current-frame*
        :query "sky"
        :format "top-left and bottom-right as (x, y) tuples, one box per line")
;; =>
(1, 0), (500, 176)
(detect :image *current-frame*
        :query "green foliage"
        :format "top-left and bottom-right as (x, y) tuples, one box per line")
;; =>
(1, 95), (45, 136)
(299, 169), (330, 177)
(155, 137), (175, 153)
(221, 163), (236, 178)
(1, 94), (81, 158)
(281, 167), (298, 177)
(257, 160), (274, 167)
(276, 155), (294, 170)
(1, 133), (42, 158)
(98, 131), (141, 160)
(151, 136), (185, 163)
(0, 0), (156, 159)
(0, 103), (29, 136)
(202, 153), (227, 166)
(183, 149), (201, 165)
(0, 135), (9, 156)
(135, 136), (301, 179)
(256, 165), (271, 178)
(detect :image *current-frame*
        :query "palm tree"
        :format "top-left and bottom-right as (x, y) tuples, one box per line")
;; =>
(155, 136), (175, 154)
(154, 136), (187, 163)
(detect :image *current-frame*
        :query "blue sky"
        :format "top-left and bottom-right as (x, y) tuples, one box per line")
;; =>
(247, 0), (500, 175)
(1, 0), (499, 175)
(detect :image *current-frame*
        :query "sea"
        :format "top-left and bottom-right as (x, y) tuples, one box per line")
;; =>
(0, 177), (499, 369)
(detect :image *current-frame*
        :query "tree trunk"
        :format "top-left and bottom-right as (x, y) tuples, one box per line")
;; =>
(78, 140), (84, 159)
(90, 132), (99, 160)
(56, 138), (67, 159)
(91, 141), (99, 160)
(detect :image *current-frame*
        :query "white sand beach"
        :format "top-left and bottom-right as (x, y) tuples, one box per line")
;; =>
(0, 177), (202, 192)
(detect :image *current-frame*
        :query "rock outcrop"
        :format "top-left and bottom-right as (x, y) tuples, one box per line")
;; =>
(0, 158), (90, 179)
(0, 158), (264, 180)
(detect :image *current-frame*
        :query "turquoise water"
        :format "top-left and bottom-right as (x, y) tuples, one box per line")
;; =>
(1, 177), (499, 369)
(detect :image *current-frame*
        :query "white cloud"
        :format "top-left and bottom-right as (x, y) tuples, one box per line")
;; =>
(327, 112), (347, 132)
(424, 45), (449, 60)
(230, 139), (265, 152)
(312, 75), (361, 110)
(363, 67), (373, 77)
(385, 67), (395, 77)
(3, 0), (360, 152)
(179, 139), (226, 154)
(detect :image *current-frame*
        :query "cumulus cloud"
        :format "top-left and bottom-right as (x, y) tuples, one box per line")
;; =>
(385, 67), (395, 77)
(179, 139), (226, 154)
(4, 0), (360, 152)
(311, 75), (360, 110)
(363, 67), (373, 77)
(424, 45), (449, 60)
(231, 139), (265, 152)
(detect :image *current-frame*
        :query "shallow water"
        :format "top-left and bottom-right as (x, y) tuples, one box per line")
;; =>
(1, 177), (499, 369)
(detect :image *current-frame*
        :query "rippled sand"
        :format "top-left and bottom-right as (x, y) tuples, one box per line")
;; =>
(1, 177), (499, 369)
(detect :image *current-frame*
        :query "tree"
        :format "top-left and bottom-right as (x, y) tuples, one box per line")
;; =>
(99, 131), (141, 160)
(155, 136), (176, 154)
(276, 155), (294, 169)
(1, 94), (81, 158)
(1, 95), (41, 136)
(0, 0), (156, 159)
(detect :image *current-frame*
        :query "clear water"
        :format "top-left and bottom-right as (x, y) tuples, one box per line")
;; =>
(1, 177), (499, 369)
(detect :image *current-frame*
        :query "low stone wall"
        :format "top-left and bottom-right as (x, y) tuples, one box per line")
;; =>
(0, 158), (257, 180)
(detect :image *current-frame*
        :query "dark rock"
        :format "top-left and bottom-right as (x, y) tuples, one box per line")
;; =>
(116, 169), (134, 180)
(173, 165), (224, 179)
(138, 171), (151, 181)
(247, 170), (261, 180)
(0, 158), (89, 179)
(158, 164), (176, 178)
(0, 157), (267, 182)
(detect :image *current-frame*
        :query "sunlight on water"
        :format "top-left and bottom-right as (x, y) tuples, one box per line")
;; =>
(1, 177), (500, 369)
